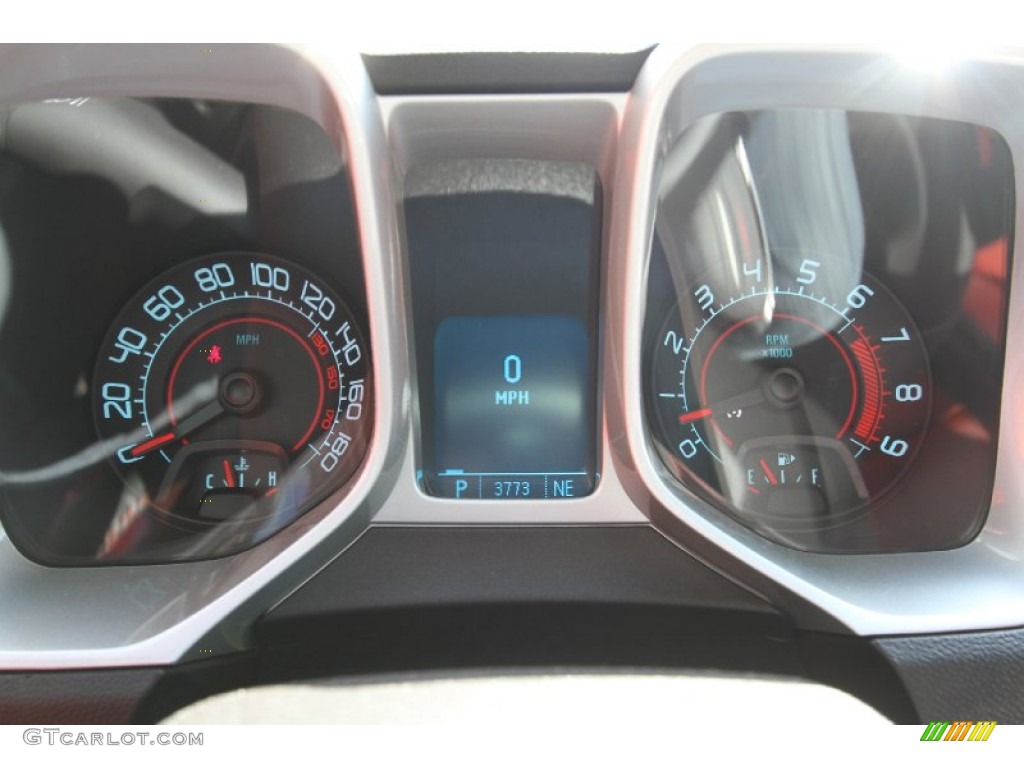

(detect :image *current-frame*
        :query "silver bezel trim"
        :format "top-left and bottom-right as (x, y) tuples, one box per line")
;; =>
(0, 44), (408, 669)
(373, 93), (647, 525)
(612, 44), (1024, 635)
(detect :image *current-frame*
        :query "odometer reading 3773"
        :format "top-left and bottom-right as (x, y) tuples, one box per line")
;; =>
(93, 253), (372, 555)
(648, 257), (931, 533)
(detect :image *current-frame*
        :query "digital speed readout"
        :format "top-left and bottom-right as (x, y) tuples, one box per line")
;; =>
(425, 315), (595, 500)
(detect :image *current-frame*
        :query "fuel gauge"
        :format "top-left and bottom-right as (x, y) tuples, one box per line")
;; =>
(737, 438), (869, 525)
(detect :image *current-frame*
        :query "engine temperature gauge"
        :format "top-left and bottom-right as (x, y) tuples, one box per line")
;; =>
(156, 441), (288, 520)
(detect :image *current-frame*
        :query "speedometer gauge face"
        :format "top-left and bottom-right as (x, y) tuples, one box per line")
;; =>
(648, 258), (931, 535)
(92, 253), (372, 558)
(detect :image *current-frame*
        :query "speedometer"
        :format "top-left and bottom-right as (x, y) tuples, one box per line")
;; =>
(92, 252), (372, 557)
(648, 256), (931, 534)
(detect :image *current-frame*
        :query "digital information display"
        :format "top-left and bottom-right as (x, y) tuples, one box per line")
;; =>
(405, 170), (601, 502)
(427, 315), (594, 499)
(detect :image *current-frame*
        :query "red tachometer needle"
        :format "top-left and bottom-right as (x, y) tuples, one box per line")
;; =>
(678, 408), (713, 424)
(677, 388), (767, 426)
(223, 459), (236, 488)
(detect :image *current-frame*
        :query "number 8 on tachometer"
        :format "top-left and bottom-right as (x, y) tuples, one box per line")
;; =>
(647, 256), (930, 532)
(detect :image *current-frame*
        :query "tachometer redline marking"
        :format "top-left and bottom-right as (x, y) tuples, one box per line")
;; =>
(850, 336), (884, 441)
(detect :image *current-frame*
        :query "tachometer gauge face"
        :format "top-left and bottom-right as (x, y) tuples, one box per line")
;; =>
(92, 253), (372, 557)
(648, 257), (931, 534)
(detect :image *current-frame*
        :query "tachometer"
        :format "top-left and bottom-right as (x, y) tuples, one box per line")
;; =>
(92, 252), (372, 556)
(648, 257), (930, 532)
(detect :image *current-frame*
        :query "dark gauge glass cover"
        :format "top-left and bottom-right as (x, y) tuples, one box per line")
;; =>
(86, 252), (372, 561)
(0, 96), (370, 567)
(643, 109), (1014, 552)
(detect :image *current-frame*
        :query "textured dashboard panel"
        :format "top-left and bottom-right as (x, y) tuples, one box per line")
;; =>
(254, 526), (796, 681)
(264, 526), (778, 614)
(0, 668), (161, 724)
(876, 626), (1024, 722)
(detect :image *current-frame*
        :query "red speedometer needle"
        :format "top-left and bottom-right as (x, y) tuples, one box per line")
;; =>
(128, 398), (226, 458)
(223, 459), (236, 488)
(130, 432), (176, 457)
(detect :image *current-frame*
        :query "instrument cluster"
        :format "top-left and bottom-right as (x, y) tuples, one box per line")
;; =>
(0, 60), (1015, 562)
(0, 46), (1022, 674)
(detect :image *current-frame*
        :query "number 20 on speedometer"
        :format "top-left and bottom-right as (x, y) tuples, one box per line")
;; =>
(647, 254), (930, 528)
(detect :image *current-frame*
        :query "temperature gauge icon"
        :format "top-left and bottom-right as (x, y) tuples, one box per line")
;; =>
(156, 440), (288, 520)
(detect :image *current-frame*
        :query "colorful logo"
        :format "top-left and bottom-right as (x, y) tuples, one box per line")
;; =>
(920, 721), (996, 741)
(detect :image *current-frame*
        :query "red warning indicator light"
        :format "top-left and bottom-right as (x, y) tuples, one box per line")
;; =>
(207, 345), (223, 365)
